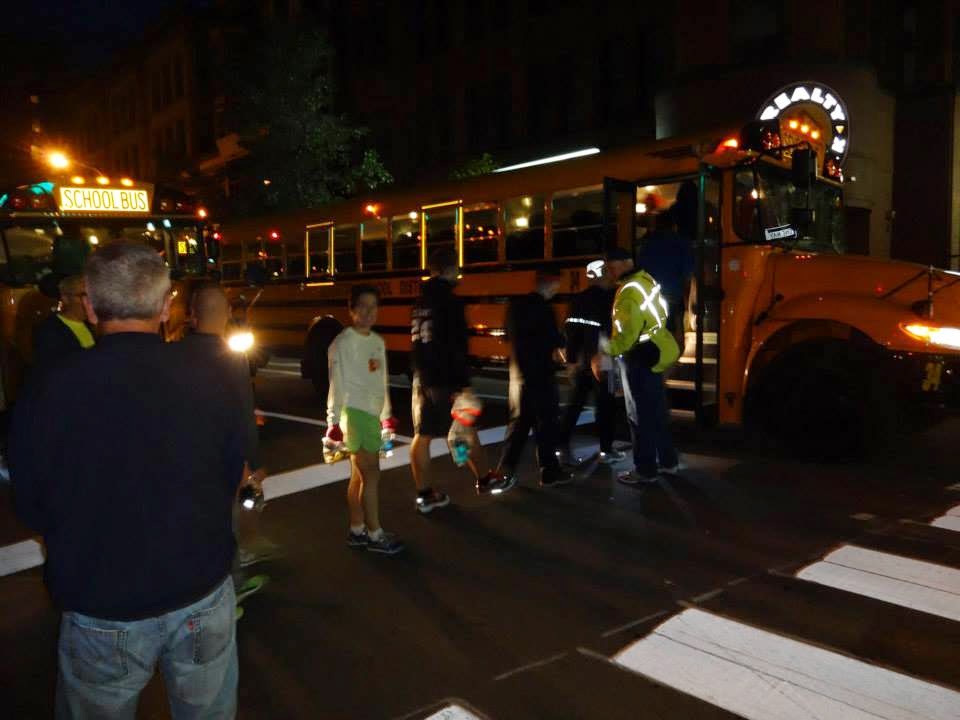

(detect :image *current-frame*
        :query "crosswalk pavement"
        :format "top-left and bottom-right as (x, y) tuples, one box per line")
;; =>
(404, 494), (960, 719)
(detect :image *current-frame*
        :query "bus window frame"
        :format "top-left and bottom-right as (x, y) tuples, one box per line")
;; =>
(332, 223), (360, 275)
(306, 222), (334, 277)
(359, 217), (389, 273)
(550, 184), (606, 260)
(461, 201), (502, 266)
(421, 200), (462, 269)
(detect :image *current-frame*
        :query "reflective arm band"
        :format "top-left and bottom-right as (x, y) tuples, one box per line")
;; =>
(565, 317), (602, 327)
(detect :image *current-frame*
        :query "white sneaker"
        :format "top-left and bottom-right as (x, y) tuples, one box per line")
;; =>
(659, 462), (685, 476)
(598, 449), (626, 464)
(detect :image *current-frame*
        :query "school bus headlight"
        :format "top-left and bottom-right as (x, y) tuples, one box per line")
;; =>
(228, 331), (255, 353)
(901, 323), (960, 350)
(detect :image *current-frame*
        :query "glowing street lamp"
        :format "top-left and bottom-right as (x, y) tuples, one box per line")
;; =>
(46, 151), (71, 170)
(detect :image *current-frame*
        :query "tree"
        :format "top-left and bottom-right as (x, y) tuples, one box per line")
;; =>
(225, 21), (391, 215)
(449, 153), (499, 180)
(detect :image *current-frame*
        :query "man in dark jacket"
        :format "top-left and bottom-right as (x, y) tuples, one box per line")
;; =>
(496, 268), (573, 487)
(10, 242), (247, 717)
(558, 260), (624, 465)
(31, 274), (94, 371)
(410, 248), (510, 512)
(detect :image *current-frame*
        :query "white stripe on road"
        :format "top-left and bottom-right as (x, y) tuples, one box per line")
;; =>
(930, 504), (960, 533)
(796, 545), (960, 622)
(257, 368), (302, 378)
(0, 409), (602, 575)
(0, 539), (44, 577)
(615, 607), (960, 720)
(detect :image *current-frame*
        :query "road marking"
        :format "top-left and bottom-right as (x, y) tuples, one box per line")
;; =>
(422, 704), (485, 720)
(601, 609), (670, 638)
(930, 504), (960, 533)
(255, 410), (326, 426)
(492, 652), (567, 681)
(796, 545), (960, 622)
(615, 607), (960, 720)
(257, 368), (302, 378)
(0, 539), (44, 577)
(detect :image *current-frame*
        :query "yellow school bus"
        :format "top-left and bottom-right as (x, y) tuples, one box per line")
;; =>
(0, 175), (213, 407)
(221, 81), (960, 454)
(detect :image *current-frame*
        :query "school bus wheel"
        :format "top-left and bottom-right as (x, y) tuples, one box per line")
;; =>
(746, 339), (895, 460)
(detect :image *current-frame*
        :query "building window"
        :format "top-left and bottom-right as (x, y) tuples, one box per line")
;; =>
(731, 0), (785, 62)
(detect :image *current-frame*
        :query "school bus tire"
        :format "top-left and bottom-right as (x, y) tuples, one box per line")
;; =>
(303, 316), (343, 399)
(747, 338), (896, 460)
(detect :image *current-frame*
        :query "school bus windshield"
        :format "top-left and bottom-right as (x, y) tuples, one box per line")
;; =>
(0, 218), (204, 284)
(734, 163), (845, 254)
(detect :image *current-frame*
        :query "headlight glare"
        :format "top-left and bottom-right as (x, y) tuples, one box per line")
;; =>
(901, 322), (960, 349)
(228, 331), (255, 353)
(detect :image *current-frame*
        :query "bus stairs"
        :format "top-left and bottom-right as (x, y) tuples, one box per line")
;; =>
(665, 331), (718, 419)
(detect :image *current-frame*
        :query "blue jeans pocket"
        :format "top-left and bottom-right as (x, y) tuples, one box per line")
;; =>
(185, 584), (233, 665)
(66, 618), (128, 685)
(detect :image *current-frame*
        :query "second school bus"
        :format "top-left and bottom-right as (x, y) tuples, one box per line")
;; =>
(220, 81), (960, 453)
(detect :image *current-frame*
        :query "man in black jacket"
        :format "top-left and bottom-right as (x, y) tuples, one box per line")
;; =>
(31, 274), (94, 372)
(496, 268), (573, 487)
(10, 242), (247, 717)
(410, 248), (511, 512)
(558, 260), (624, 465)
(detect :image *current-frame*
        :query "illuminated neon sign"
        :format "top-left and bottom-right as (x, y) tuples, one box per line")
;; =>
(757, 82), (849, 167)
(59, 187), (150, 213)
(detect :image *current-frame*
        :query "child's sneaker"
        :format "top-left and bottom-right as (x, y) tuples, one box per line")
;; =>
(347, 528), (370, 547)
(416, 488), (451, 514)
(366, 531), (405, 555)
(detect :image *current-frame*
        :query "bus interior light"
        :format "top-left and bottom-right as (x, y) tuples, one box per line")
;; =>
(88, 235), (99, 245)
(635, 202), (647, 214)
(408, 211), (419, 220)
(493, 147), (600, 173)
(513, 216), (529, 228)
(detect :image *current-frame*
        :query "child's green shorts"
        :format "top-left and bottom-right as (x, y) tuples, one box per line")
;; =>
(342, 407), (381, 454)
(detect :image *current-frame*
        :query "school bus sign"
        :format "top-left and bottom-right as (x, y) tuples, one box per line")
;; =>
(58, 186), (150, 213)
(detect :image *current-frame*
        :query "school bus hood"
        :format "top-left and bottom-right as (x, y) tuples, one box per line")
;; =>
(768, 251), (960, 350)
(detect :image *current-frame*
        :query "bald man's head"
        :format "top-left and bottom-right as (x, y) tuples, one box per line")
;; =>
(190, 284), (230, 336)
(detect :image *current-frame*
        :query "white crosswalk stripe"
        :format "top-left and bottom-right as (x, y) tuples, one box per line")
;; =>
(931, 504), (960, 533)
(614, 607), (960, 720)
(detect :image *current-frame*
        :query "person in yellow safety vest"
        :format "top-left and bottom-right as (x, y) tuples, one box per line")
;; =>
(593, 248), (681, 485)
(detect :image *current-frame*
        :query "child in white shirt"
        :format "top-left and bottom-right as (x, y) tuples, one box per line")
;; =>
(326, 285), (403, 555)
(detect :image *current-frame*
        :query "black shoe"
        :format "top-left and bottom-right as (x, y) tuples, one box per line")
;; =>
(555, 449), (588, 468)
(617, 470), (659, 486)
(416, 489), (451, 514)
(477, 471), (516, 495)
(366, 531), (405, 555)
(540, 467), (573, 487)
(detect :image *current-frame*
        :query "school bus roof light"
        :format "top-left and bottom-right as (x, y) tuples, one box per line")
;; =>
(71, 176), (85, 184)
(120, 178), (134, 187)
(96, 176), (109, 185)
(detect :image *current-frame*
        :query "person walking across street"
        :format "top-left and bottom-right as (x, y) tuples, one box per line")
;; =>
(595, 248), (682, 485)
(325, 285), (404, 554)
(183, 283), (275, 615)
(10, 242), (249, 718)
(558, 259), (624, 466)
(409, 248), (512, 512)
(32, 274), (94, 372)
(496, 268), (573, 487)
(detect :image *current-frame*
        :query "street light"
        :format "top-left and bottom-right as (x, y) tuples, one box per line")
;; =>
(46, 151), (71, 170)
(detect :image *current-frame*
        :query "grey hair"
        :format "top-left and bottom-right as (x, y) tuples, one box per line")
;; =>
(84, 242), (171, 321)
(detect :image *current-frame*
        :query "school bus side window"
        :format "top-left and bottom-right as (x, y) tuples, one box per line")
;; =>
(306, 225), (331, 276)
(734, 170), (763, 242)
(463, 204), (499, 264)
(552, 186), (604, 258)
(360, 219), (388, 272)
(391, 214), (421, 270)
(504, 195), (544, 261)
(333, 225), (358, 273)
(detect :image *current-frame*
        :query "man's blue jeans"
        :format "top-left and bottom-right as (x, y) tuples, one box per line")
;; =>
(619, 355), (678, 478)
(55, 576), (237, 719)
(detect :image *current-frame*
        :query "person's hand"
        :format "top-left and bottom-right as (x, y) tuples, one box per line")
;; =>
(325, 424), (344, 443)
(590, 353), (603, 381)
(242, 467), (266, 492)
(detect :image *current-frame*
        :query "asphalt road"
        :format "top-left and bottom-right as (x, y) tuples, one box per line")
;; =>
(2, 359), (960, 719)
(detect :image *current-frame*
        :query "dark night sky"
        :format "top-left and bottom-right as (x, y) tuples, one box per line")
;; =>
(0, 1), (202, 93)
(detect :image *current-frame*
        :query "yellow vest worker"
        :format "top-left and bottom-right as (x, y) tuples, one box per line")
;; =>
(58, 314), (95, 349)
(607, 269), (680, 372)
